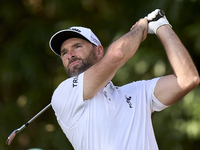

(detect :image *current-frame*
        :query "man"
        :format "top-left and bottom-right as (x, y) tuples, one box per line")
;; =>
(49, 9), (199, 150)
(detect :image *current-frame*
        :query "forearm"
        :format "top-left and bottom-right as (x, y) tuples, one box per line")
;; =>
(144, 9), (199, 105)
(83, 19), (147, 100)
(157, 25), (199, 89)
(105, 19), (147, 68)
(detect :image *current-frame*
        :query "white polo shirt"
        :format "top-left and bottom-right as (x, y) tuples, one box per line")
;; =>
(51, 72), (168, 150)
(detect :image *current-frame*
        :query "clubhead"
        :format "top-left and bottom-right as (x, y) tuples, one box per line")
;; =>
(6, 130), (17, 145)
(6, 103), (51, 146)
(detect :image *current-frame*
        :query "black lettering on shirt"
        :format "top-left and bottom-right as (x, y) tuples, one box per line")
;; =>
(73, 76), (78, 88)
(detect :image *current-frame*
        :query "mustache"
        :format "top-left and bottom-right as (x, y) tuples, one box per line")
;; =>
(69, 57), (82, 64)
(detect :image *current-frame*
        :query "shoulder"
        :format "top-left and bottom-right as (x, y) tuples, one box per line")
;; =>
(55, 73), (84, 93)
(51, 73), (86, 128)
(52, 73), (85, 105)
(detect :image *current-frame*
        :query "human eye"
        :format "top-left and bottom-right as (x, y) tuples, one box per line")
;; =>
(76, 45), (82, 49)
(72, 43), (82, 52)
(63, 52), (67, 55)
(75, 43), (82, 49)
(61, 50), (67, 56)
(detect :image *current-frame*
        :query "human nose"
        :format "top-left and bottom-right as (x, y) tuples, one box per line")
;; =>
(67, 50), (76, 60)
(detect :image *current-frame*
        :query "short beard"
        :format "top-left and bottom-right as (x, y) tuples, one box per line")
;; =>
(66, 48), (98, 77)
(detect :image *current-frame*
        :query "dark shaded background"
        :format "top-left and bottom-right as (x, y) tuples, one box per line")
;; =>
(1, 0), (200, 149)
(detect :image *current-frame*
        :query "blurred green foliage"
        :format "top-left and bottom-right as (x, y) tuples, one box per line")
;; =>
(0, 0), (200, 149)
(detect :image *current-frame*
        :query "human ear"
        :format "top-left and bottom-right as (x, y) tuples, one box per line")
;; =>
(97, 45), (104, 59)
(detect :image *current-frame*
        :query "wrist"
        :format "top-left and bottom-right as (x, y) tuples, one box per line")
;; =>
(154, 18), (172, 34)
(130, 19), (148, 42)
(156, 24), (173, 36)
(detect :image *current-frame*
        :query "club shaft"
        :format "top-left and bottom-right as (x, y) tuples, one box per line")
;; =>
(27, 103), (51, 125)
(6, 103), (52, 145)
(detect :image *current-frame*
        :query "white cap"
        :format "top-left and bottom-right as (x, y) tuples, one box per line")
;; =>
(49, 26), (101, 56)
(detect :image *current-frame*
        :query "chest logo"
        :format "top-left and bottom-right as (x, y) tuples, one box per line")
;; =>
(125, 96), (132, 108)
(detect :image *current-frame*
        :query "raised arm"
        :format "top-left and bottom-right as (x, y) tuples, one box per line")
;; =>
(83, 19), (148, 100)
(154, 22), (199, 105)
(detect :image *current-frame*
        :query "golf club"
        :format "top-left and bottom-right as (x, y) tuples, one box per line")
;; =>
(6, 103), (52, 145)
(148, 9), (165, 23)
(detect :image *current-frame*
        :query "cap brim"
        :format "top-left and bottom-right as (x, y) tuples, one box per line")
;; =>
(50, 30), (89, 56)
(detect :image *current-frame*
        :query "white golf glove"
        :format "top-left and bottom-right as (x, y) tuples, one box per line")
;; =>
(145, 9), (171, 34)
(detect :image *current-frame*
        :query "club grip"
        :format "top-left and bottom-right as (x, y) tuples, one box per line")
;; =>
(148, 10), (165, 23)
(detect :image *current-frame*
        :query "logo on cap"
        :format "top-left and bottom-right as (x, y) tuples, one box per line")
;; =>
(90, 36), (100, 46)
(70, 28), (81, 33)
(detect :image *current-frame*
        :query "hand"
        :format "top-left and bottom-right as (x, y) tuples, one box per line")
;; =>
(145, 9), (171, 34)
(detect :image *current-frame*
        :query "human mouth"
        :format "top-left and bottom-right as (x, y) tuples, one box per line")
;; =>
(69, 60), (81, 68)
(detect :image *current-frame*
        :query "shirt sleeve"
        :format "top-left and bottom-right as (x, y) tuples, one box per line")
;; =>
(145, 77), (168, 112)
(51, 72), (86, 128)
(133, 77), (168, 112)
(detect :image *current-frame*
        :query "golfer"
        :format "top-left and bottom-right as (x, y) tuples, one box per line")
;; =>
(49, 9), (199, 150)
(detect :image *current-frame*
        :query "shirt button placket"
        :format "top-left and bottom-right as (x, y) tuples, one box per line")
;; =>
(104, 91), (107, 97)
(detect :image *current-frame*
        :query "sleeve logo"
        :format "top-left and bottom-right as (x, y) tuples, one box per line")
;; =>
(72, 76), (78, 88)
